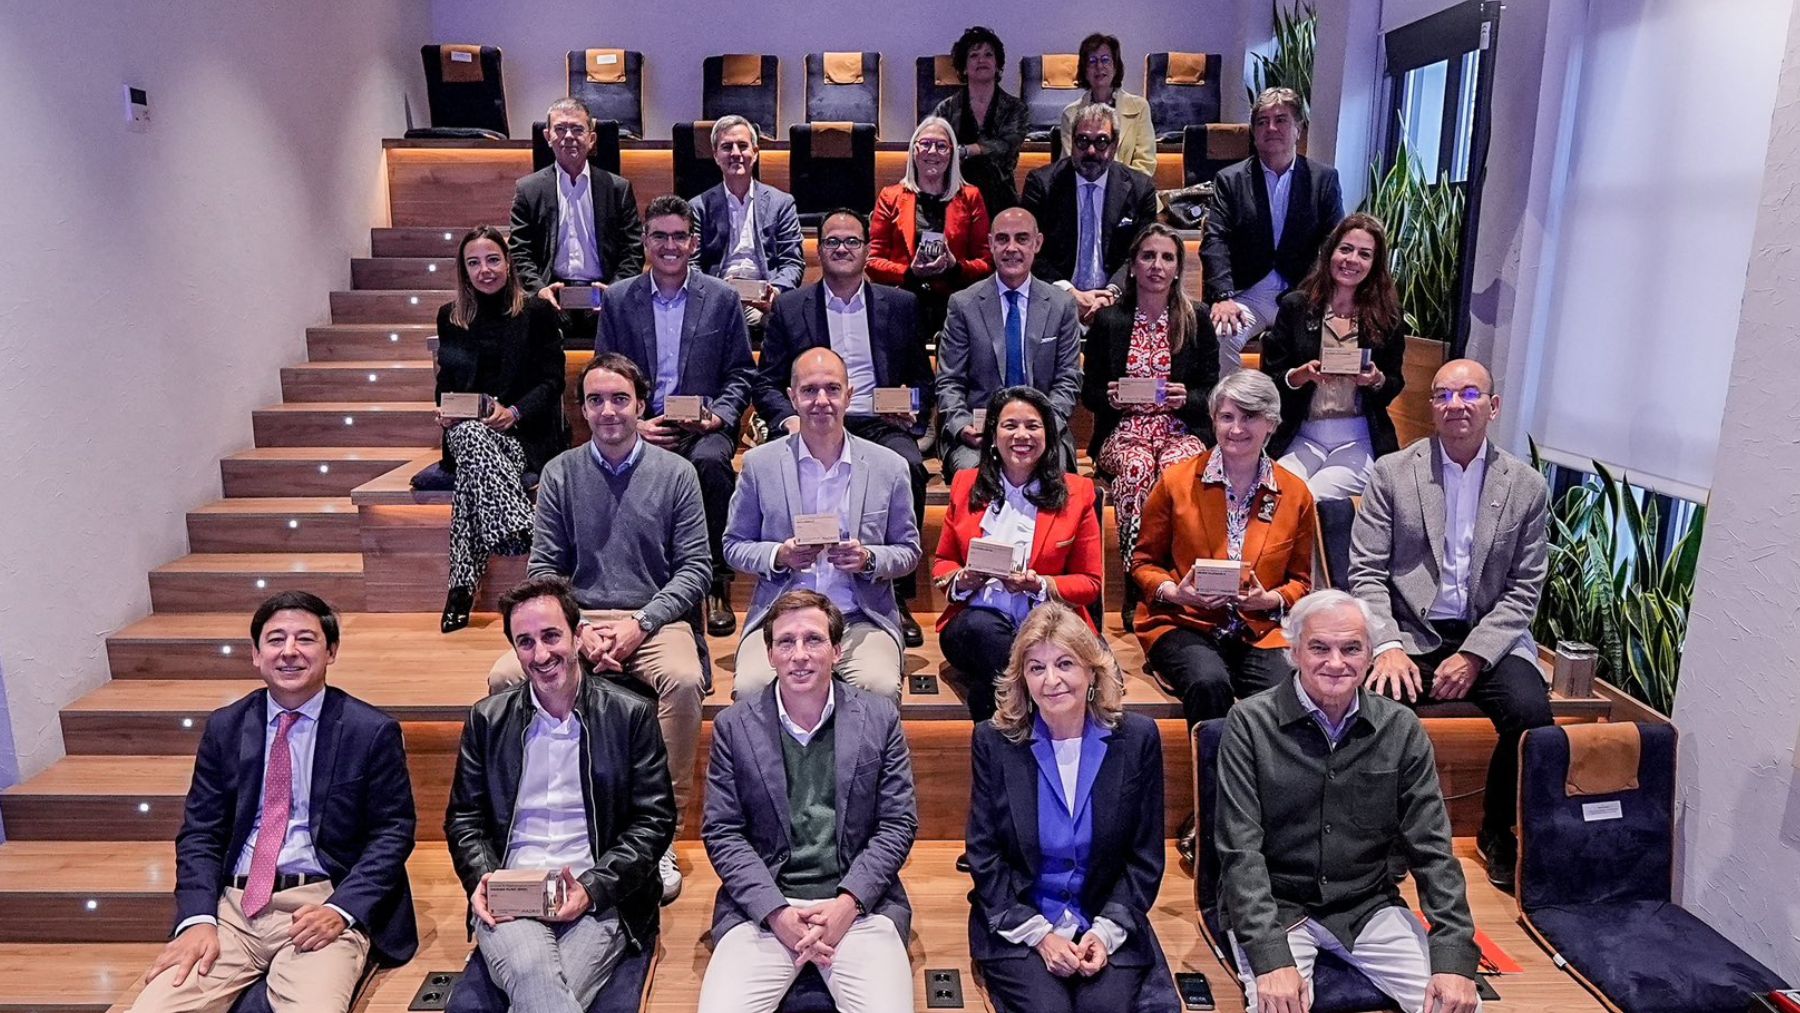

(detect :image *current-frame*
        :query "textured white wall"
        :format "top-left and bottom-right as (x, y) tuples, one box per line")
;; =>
(0, 0), (428, 787)
(1671, 0), (1800, 979)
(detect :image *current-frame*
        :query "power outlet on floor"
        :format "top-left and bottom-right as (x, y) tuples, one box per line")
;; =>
(924, 967), (964, 1008)
(408, 970), (462, 1010)
(910, 673), (940, 696)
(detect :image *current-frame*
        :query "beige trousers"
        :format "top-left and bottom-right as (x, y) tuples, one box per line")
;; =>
(732, 619), (905, 701)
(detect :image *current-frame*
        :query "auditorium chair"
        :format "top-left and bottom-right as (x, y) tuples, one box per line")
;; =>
(530, 118), (623, 175)
(671, 120), (762, 199)
(787, 122), (877, 227)
(702, 54), (780, 138)
(1518, 722), (1790, 1013)
(1191, 720), (1404, 1012)
(417, 44), (510, 139)
(915, 55), (961, 125)
(805, 52), (881, 132)
(1183, 122), (1252, 186)
(1315, 496), (1359, 591)
(1018, 54), (1083, 142)
(568, 49), (645, 139)
(1145, 52), (1223, 143)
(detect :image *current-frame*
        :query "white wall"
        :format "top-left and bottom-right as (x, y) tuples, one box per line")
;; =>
(1671, 0), (1800, 980)
(0, 0), (428, 788)
(426, 0), (1239, 141)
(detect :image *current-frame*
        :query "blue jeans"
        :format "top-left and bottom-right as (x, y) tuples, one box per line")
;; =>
(475, 911), (626, 1013)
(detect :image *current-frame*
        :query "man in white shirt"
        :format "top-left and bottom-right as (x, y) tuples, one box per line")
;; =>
(691, 115), (806, 332)
(724, 348), (921, 699)
(1347, 358), (1552, 893)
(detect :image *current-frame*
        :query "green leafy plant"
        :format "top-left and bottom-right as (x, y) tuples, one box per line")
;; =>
(1248, 1), (1318, 109)
(1359, 140), (1466, 340)
(1528, 439), (1706, 715)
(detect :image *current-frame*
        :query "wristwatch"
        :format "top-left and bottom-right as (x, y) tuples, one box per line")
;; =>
(631, 610), (654, 634)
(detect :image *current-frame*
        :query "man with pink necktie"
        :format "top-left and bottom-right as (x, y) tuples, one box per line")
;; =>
(130, 591), (418, 1012)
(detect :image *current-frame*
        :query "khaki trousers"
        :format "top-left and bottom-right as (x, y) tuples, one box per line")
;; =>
(488, 609), (705, 828)
(129, 881), (370, 1013)
(732, 619), (904, 701)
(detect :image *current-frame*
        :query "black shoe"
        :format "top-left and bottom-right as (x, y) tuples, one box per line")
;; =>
(706, 592), (737, 638)
(1476, 830), (1518, 893)
(440, 587), (474, 634)
(955, 852), (972, 874)
(899, 604), (924, 649)
(1176, 812), (1198, 867)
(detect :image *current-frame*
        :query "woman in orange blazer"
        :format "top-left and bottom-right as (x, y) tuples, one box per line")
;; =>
(1131, 369), (1315, 729)
(868, 116), (993, 344)
(934, 386), (1102, 722)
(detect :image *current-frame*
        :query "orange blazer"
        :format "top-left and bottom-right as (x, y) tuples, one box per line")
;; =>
(1130, 451), (1315, 651)
(867, 183), (993, 291)
(933, 469), (1103, 632)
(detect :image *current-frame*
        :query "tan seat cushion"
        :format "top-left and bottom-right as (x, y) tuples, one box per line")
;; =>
(823, 52), (864, 85)
(721, 54), (764, 87)
(440, 44), (484, 84)
(585, 48), (627, 84)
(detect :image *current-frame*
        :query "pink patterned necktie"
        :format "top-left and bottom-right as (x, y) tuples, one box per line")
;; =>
(241, 710), (300, 918)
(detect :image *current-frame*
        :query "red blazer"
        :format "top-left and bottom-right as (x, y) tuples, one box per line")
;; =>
(933, 469), (1103, 632)
(867, 183), (993, 292)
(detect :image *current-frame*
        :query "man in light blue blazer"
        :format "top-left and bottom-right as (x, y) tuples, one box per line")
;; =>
(724, 348), (921, 700)
(691, 115), (806, 332)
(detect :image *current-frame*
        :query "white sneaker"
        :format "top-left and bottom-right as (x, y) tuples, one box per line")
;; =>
(658, 847), (682, 905)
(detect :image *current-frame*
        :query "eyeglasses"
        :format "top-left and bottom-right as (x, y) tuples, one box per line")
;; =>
(1429, 386), (1489, 406)
(772, 633), (833, 655)
(820, 236), (866, 250)
(549, 123), (589, 138)
(1073, 133), (1115, 151)
(1085, 54), (1114, 67)
(646, 230), (692, 245)
(914, 139), (953, 154)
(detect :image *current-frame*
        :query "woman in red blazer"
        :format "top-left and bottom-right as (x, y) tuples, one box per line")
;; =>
(934, 386), (1103, 722)
(868, 116), (994, 344)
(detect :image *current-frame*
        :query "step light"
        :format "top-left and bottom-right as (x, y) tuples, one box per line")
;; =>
(138, 802), (151, 813)
(442, 231), (453, 241)
(368, 373), (379, 383)
(427, 263), (438, 273)
(343, 416), (355, 426)
(181, 717), (194, 729)
(388, 332), (400, 342)
(255, 579), (268, 589)
(409, 296), (419, 305)
(287, 519), (299, 529)
(85, 900), (99, 911)
(220, 645), (232, 655)
(318, 464), (330, 474)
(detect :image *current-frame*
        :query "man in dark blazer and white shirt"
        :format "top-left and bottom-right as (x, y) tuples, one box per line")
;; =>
(1020, 102), (1160, 325)
(1201, 87), (1345, 374)
(1349, 358), (1553, 893)
(935, 206), (1083, 481)
(130, 592), (416, 1013)
(691, 115), (806, 331)
(597, 193), (756, 637)
(696, 590), (918, 1013)
(509, 98), (645, 344)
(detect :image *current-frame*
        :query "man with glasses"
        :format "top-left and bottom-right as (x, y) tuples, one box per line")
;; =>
(597, 194), (756, 638)
(725, 347), (920, 699)
(1348, 358), (1552, 893)
(690, 115), (806, 334)
(1020, 103), (1160, 325)
(510, 98), (645, 345)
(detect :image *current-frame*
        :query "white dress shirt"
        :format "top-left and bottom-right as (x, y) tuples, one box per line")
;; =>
(1429, 439), (1489, 622)
(554, 163), (603, 283)
(825, 282), (878, 413)
(773, 436), (860, 618)
(1236, 158), (1296, 317)
(721, 184), (766, 280)
(504, 687), (596, 875)
(650, 277), (689, 412)
(950, 477), (1048, 623)
(776, 682), (837, 747)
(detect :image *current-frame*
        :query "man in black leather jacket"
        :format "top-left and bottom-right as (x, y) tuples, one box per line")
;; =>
(444, 575), (677, 1010)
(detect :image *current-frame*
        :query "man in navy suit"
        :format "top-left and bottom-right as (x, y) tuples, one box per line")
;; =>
(130, 591), (416, 1013)
(691, 115), (806, 333)
(596, 193), (757, 637)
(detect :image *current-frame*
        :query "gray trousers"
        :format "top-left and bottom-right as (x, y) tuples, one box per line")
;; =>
(475, 911), (627, 1013)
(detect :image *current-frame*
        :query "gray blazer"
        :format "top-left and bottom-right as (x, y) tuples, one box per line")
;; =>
(701, 683), (918, 944)
(692, 180), (806, 292)
(934, 276), (1083, 443)
(1348, 438), (1550, 666)
(723, 434), (921, 645)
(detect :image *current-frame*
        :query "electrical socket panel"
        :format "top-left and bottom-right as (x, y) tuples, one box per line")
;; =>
(125, 86), (149, 132)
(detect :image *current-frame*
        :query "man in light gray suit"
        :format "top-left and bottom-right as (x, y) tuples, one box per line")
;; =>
(724, 348), (921, 699)
(1348, 357), (1551, 894)
(696, 590), (918, 1013)
(934, 206), (1083, 480)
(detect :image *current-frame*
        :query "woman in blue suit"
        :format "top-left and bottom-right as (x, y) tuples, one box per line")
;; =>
(965, 602), (1175, 1012)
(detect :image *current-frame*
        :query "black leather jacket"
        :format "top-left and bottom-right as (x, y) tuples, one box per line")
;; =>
(444, 677), (676, 948)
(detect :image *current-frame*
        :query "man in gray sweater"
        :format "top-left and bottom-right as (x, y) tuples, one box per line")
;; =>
(487, 352), (711, 905)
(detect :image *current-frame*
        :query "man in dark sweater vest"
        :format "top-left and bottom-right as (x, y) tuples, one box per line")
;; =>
(1216, 589), (1480, 1013)
(488, 352), (710, 906)
(697, 591), (918, 1013)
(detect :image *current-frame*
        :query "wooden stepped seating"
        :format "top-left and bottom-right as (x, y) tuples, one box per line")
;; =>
(251, 401), (438, 448)
(306, 323), (437, 361)
(148, 553), (365, 613)
(280, 360), (437, 403)
(352, 257), (456, 290)
(371, 226), (474, 258)
(330, 289), (445, 325)
(0, 943), (165, 1012)
(187, 497), (361, 553)
(220, 447), (434, 498)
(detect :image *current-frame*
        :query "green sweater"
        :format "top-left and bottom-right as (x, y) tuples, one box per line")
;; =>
(1215, 680), (1480, 979)
(777, 716), (841, 900)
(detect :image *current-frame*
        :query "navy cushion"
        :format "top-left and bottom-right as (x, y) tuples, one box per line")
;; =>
(1528, 901), (1788, 1013)
(1316, 498), (1357, 591)
(446, 942), (653, 1012)
(411, 463), (539, 494)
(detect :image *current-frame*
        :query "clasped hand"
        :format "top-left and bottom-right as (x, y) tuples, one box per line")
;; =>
(579, 618), (646, 672)
(769, 895), (859, 969)
(1035, 930), (1110, 978)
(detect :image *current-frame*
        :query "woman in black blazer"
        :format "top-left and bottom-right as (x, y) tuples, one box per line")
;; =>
(966, 603), (1174, 1013)
(433, 225), (566, 633)
(1258, 212), (1407, 502)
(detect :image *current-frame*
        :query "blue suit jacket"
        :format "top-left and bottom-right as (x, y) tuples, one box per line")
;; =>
(595, 270), (757, 428)
(692, 180), (806, 292)
(173, 686), (418, 965)
(701, 683), (918, 944)
(753, 280), (935, 432)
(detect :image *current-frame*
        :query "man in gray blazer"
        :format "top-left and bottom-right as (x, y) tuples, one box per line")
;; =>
(934, 206), (1083, 481)
(1348, 357), (1552, 893)
(724, 348), (921, 699)
(691, 115), (806, 332)
(697, 590), (918, 1013)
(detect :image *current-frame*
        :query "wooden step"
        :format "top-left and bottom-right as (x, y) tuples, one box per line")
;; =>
(306, 324), (437, 361)
(0, 843), (174, 943)
(147, 553), (365, 613)
(280, 361), (435, 403)
(251, 402), (438, 448)
(0, 756), (193, 841)
(220, 446), (433, 497)
(329, 290), (442, 325)
(0, 942), (164, 1011)
(352, 257), (456, 290)
(371, 226), (480, 258)
(186, 497), (360, 553)
(107, 613), (261, 680)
